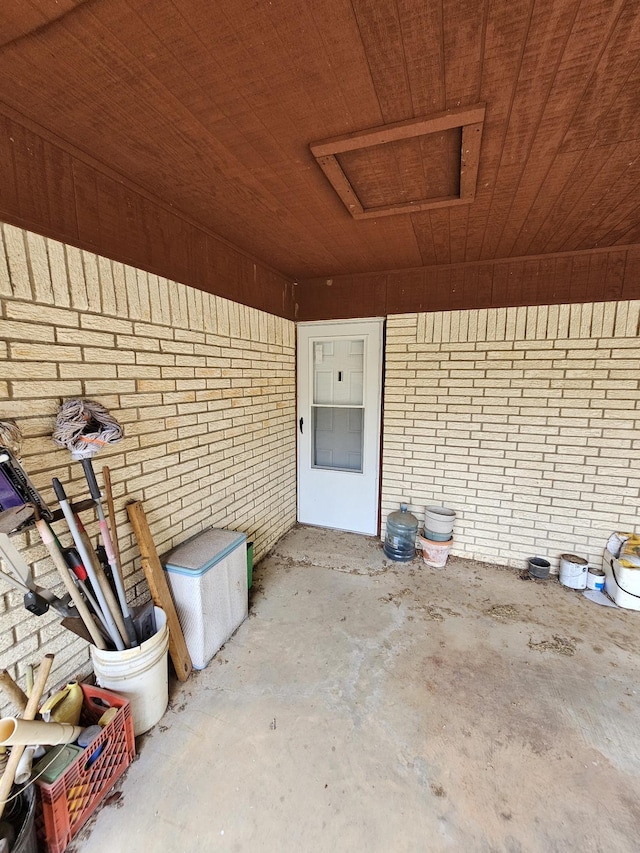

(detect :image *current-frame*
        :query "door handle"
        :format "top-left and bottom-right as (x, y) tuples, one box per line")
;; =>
(299, 417), (303, 434)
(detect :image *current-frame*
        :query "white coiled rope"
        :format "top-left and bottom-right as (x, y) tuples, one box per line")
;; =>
(52, 399), (123, 460)
(0, 420), (22, 457)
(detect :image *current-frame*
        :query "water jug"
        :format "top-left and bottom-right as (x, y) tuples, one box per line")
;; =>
(384, 503), (418, 561)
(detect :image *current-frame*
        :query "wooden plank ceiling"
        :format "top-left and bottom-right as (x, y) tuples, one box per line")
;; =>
(0, 0), (639, 318)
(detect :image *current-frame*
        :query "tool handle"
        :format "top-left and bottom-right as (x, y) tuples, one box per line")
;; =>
(54, 482), (124, 650)
(36, 520), (107, 650)
(81, 458), (101, 501)
(75, 520), (130, 649)
(64, 548), (88, 582)
(0, 654), (54, 818)
(52, 477), (67, 502)
(102, 467), (122, 572)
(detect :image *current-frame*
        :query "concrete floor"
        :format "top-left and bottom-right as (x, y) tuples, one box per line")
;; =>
(75, 525), (640, 852)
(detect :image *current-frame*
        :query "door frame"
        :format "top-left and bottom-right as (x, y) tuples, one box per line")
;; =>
(296, 318), (384, 536)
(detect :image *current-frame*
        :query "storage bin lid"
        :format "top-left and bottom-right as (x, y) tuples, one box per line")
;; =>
(163, 528), (247, 576)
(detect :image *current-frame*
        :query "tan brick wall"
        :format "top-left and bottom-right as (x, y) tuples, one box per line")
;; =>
(382, 302), (640, 571)
(0, 223), (296, 693)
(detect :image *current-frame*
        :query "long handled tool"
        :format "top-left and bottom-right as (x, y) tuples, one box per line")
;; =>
(81, 460), (136, 645)
(73, 512), (130, 647)
(0, 525), (76, 619)
(0, 653), (54, 819)
(53, 479), (125, 650)
(64, 549), (110, 635)
(34, 512), (107, 650)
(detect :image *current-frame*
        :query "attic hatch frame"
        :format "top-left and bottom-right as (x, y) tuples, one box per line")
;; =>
(310, 104), (485, 220)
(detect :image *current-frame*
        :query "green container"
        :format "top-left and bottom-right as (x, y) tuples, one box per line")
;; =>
(246, 541), (254, 590)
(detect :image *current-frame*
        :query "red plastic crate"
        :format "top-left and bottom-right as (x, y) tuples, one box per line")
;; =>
(35, 683), (135, 853)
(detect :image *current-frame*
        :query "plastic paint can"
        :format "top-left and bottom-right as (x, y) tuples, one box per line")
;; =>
(586, 567), (605, 591)
(559, 553), (588, 590)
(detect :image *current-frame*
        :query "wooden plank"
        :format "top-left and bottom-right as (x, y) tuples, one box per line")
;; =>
(576, 169), (640, 251)
(560, 0), (640, 153)
(568, 254), (591, 302)
(443, 0), (487, 109)
(354, 196), (468, 220)
(494, 0), (628, 258)
(460, 122), (484, 199)
(491, 262), (513, 306)
(296, 246), (640, 320)
(311, 106), (485, 157)
(464, 0), (534, 261)
(603, 249), (626, 301)
(621, 248), (640, 300)
(462, 265), (480, 309)
(449, 267), (466, 309)
(126, 501), (192, 683)
(430, 210), (453, 265)
(397, 0), (445, 114)
(586, 252), (609, 302)
(410, 211), (438, 267)
(545, 140), (639, 253)
(479, 0), (582, 260)
(0, 1), (81, 49)
(314, 155), (364, 216)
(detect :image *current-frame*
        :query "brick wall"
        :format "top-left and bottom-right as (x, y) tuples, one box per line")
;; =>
(0, 223), (296, 695)
(382, 302), (640, 570)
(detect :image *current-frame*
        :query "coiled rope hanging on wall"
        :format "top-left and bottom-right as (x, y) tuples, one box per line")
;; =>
(52, 399), (123, 460)
(0, 420), (22, 457)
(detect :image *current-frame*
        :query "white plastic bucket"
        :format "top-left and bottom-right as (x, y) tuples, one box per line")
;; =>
(559, 554), (588, 590)
(424, 506), (456, 535)
(418, 535), (453, 568)
(91, 607), (169, 736)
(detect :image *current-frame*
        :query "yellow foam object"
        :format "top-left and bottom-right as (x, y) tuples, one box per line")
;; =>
(39, 681), (83, 726)
(98, 707), (118, 727)
(619, 533), (640, 570)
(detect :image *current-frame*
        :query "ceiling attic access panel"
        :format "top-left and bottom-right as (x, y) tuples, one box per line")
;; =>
(310, 105), (485, 220)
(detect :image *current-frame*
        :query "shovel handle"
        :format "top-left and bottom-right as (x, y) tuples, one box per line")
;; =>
(81, 458), (101, 501)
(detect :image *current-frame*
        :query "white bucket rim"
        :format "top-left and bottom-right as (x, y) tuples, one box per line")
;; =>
(91, 607), (168, 663)
(425, 505), (456, 519)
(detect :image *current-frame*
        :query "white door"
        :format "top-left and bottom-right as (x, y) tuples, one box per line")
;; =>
(297, 319), (383, 535)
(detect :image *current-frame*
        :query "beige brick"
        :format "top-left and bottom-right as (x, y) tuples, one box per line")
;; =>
(2, 224), (31, 299)
(6, 301), (79, 328)
(136, 269), (152, 321)
(10, 379), (82, 398)
(2, 362), (57, 379)
(84, 346), (135, 364)
(57, 328), (115, 347)
(82, 251), (102, 313)
(25, 231), (54, 304)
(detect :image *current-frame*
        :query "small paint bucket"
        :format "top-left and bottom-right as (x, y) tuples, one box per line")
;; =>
(586, 567), (605, 591)
(559, 553), (588, 590)
(528, 557), (550, 579)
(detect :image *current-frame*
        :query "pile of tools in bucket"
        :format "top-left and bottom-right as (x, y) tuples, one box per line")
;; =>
(0, 401), (194, 850)
(0, 400), (156, 651)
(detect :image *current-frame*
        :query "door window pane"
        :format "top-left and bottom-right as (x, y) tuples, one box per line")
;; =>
(313, 339), (364, 405)
(312, 406), (363, 472)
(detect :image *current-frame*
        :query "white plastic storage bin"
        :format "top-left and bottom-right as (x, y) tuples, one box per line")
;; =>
(602, 548), (640, 611)
(163, 528), (248, 669)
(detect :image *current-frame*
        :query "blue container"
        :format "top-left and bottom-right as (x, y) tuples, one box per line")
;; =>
(384, 504), (418, 562)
